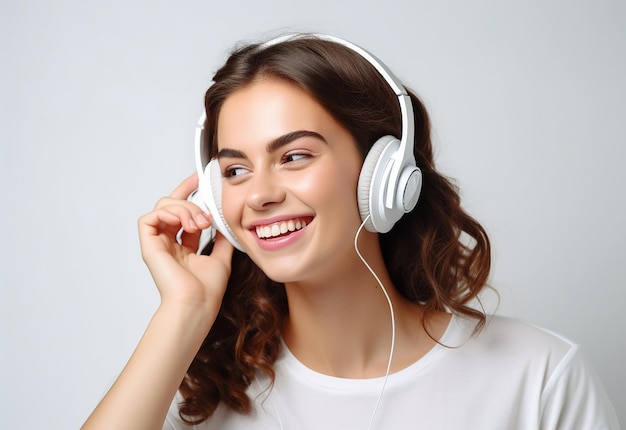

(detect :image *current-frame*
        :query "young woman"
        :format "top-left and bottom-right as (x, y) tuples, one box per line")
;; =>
(82, 34), (619, 429)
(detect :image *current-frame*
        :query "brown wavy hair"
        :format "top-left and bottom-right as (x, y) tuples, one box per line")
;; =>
(178, 34), (491, 424)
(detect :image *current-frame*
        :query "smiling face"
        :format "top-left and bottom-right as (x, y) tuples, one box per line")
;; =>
(216, 77), (370, 284)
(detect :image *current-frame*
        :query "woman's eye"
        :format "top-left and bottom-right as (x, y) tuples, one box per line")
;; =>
(222, 166), (249, 178)
(282, 152), (310, 163)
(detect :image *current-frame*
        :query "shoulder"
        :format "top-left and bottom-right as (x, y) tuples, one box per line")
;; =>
(442, 314), (578, 394)
(449, 314), (576, 364)
(475, 314), (574, 345)
(447, 315), (620, 428)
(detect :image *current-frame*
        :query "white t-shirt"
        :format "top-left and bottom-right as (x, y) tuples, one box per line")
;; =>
(163, 315), (619, 429)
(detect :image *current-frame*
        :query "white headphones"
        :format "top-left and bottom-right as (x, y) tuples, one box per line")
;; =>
(191, 33), (422, 253)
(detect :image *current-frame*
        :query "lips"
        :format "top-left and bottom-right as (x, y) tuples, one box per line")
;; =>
(253, 217), (313, 239)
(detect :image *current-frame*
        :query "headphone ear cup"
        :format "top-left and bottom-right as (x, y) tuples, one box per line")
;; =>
(201, 160), (245, 252)
(357, 135), (397, 232)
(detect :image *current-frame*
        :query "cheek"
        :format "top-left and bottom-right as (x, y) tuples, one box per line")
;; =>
(298, 160), (362, 216)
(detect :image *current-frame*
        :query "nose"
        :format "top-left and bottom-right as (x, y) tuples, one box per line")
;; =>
(245, 169), (286, 211)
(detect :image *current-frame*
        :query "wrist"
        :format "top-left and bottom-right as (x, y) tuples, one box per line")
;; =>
(155, 300), (219, 340)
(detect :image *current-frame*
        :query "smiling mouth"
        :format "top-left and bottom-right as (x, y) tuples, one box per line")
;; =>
(254, 217), (313, 239)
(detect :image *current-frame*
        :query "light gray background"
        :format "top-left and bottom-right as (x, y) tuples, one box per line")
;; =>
(1, 1), (624, 428)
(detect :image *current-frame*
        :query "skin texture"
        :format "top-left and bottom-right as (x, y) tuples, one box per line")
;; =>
(217, 77), (368, 285)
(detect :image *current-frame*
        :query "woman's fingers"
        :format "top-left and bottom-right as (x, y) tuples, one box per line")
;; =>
(149, 198), (212, 230)
(140, 206), (194, 236)
(143, 173), (213, 234)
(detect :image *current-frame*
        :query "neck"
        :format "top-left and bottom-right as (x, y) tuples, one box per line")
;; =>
(281, 233), (432, 379)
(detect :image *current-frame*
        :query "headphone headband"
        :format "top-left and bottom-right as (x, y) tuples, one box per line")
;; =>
(262, 34), (407, 95)
(196, 34), (416, 176)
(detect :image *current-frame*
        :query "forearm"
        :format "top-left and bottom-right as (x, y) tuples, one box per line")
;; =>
(82, 303), (215, 430)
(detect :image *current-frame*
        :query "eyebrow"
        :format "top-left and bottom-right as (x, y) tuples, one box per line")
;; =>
(217, 130), (326, 159)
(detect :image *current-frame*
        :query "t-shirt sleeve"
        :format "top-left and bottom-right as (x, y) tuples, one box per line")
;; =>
(539, 345), (620, 429)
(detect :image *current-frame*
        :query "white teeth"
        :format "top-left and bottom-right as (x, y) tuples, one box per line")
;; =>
(255, 218), (309, 239)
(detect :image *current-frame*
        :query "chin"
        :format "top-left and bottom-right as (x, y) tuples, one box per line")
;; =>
(254, 264), (306, 285)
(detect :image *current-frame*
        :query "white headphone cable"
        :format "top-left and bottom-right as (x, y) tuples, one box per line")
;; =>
(354, 215), (396, 430)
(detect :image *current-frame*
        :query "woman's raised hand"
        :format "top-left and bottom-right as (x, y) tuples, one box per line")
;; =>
(138, 173), (234, 312)
(82, 174), (236, 430)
